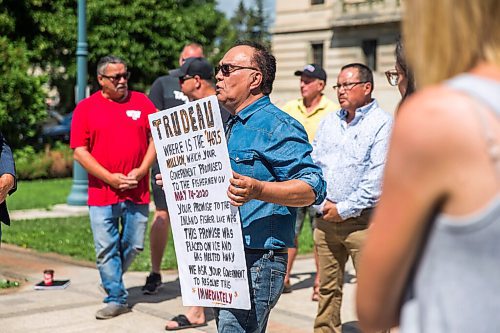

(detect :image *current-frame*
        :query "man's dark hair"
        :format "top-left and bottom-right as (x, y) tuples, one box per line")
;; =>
(341, 63), (374, 92)
(235, 40), (276, 95)
(97, 55), (127, 75)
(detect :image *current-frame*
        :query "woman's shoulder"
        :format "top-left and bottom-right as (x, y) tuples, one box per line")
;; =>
(399, 85), (476, 130)
(400, 85), (467, 118)
(394, 85), (478, 158)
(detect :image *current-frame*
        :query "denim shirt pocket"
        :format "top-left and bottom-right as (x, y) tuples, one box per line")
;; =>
(230, 150), (256, 178)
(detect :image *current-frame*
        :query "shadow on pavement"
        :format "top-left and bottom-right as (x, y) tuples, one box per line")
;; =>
(128, 278), (182, 306)
(287, 271), (315, 292)
(127, 277), (216, 324)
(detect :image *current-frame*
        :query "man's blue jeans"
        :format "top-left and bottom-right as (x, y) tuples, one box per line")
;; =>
(215, 250), (287, 333)
(89, 201), (148, 305)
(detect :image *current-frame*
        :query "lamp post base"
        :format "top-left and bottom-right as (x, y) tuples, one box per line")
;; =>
(67, 161), (88, 206)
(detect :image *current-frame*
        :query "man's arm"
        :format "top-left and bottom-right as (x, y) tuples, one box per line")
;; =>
(228, 119), (326, 207)
(0, 132), (16, 203)
(227, 172), (315, 207)
(73, 146), (138, 191)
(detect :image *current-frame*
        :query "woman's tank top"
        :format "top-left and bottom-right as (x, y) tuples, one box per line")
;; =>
(400, 74), (500, 333)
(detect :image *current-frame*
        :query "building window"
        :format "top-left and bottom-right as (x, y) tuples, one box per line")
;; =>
(362, 39), (377, 71)
(311, 43), (324, 67)
(311, 0), (325, 5)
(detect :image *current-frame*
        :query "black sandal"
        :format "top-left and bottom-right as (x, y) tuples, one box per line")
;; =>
(165, 314), (207, 331)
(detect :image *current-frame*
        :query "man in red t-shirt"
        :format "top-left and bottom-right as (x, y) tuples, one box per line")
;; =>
(70, 55), (156, 320)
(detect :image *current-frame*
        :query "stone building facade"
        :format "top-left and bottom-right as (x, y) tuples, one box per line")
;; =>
(271, 0), (402, 113)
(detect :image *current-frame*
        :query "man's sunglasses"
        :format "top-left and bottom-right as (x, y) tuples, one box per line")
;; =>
(179, 75), (194, 84)
(215, 63), (259, 77)
(100, 72), (131, 82)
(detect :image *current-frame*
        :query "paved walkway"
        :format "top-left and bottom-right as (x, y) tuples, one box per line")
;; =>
(0, 205), (360, 333)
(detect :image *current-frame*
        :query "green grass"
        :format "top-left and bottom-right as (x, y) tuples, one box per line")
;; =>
(2, 214), (178, 271)
(3, 213), (314, 272)
(297, 216), (315, 255)
(8, 178), (72, 210)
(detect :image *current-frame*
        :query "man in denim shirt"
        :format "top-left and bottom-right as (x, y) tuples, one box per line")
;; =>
(214, 41), (327, 332)
(312, 63), (393, 333)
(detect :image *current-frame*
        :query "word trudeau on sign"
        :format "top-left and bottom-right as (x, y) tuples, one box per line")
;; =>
(151, 100), (215, 139)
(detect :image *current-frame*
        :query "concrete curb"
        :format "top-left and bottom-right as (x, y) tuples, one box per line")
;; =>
(9, 203), (157, 221)
(9, 204), (88, 221)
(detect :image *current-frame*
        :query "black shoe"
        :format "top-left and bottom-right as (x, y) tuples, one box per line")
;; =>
(142, 272), (162, 294)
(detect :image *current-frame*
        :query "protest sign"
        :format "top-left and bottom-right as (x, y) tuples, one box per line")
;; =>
(149, 95), (250, 310)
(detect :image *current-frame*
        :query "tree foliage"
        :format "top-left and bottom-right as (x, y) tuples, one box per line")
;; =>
(0, 37), (47, 149)
(0, 0), (232, 133)
(0, 0), (272, 150)
(229, 0), (271, 47)
(85, 0), (227, 93)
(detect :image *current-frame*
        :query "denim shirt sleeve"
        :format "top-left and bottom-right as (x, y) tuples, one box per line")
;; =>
(335, 120), (392, 219)
(0, 131), (17, 194)
(264, 120), (327, 205)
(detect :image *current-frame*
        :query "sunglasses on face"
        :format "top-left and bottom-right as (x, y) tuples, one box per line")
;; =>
(215, 63), (259, 77)
(384, 69), (400, 86)
(100, 72), (131, 82)
(179, 75), (194, 84)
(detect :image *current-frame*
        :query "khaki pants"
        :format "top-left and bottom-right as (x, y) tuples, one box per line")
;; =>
(313, 209), (371, 333)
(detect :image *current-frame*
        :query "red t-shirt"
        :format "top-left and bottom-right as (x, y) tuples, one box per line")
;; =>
(70, 91), (156, 206)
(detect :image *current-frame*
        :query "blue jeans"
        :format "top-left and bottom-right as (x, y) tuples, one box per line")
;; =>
(89, 201), (149, 305)
(215, 250), (287, 333)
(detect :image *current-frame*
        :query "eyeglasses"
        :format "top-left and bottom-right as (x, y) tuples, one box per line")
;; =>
(384, 69), (399, 86)
(215, 63), (259, 77)
(100, 72), (131, 82)
(332, 81), (367, 91)
(179, 75), (194, 84)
